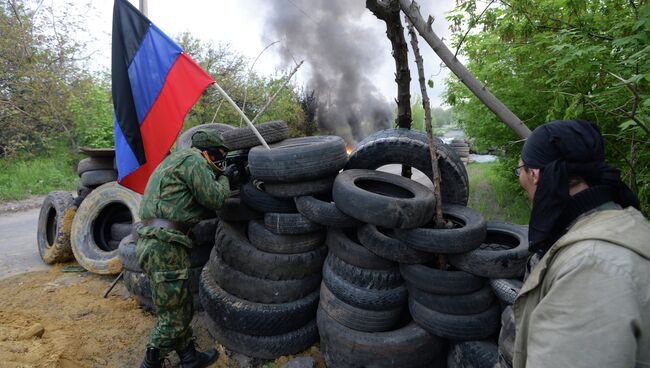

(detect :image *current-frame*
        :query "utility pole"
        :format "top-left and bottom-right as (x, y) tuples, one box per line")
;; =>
(139, 0), (148, 16)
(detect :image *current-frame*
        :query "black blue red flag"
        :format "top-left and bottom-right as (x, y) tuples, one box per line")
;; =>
(112, 0), (214, 194)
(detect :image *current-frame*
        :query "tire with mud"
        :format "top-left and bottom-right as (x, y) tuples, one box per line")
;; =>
(199, 270), (318, 335)
(71, 182), (141, 274)
(248, 136), (347, 182)
(346, 128), (469, 205)
(317, 307), (444, 368)
(37, 191), (76, 264)
(247, 219), (325, 254)
(222, 120), (289, 150)
(333, 169), (435, 229)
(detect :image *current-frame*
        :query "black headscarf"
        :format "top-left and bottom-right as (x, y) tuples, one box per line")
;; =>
(521, 119), (640, 254)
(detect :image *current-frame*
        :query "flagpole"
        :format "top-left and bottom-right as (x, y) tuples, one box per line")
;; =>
(212, 82), (271, 150)
(139, 0), (148, 16)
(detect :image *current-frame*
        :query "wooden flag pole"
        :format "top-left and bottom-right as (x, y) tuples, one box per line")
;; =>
(212, 82), (271, 150)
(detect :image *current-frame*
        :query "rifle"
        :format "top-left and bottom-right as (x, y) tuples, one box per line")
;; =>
(224, 149), (250, 189)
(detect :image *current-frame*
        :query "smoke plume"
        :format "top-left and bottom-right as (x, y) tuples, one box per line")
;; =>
(262, 0), (394, 144)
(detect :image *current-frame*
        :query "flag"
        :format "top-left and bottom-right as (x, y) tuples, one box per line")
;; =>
(112, 0), (214, 194)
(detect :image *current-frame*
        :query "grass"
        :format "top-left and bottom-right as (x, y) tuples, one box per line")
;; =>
(0, 148), (78, 201)
(466, 161), (531, 225)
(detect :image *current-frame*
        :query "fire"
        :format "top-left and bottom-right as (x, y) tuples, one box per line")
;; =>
(345, 144), (353, 155)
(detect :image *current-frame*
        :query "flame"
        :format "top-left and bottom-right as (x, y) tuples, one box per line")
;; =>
(345, 144), (353, 155)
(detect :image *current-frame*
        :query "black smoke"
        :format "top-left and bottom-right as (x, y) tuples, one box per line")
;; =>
(262, 0), (394, 145)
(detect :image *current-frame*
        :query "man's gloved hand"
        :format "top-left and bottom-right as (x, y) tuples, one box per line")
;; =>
(222, 164), (240, 186)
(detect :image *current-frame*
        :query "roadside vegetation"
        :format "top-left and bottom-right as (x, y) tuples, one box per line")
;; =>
(446, 0), (649, 214)
(467, 161), (530, 225)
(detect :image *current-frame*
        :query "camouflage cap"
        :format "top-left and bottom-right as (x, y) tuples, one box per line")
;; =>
(191, 129), (229, 150)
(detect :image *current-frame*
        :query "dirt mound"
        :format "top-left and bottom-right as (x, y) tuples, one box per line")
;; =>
(0, 266), (324, 367)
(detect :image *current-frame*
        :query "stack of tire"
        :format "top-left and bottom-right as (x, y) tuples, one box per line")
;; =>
(36, 148), (120, 266)
(315, 168), (448, 367)
(75, 148), (119, 206)
(199, 134), (345, 359)
(118, 217), (219, 312)
(449, 139), (470, 165)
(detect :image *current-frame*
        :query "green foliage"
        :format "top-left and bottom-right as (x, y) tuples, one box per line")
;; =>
(467, 161), (531, 224)
(406, 96), (454, 133)
(68, 76), (114, 148)
(177, 33), (306, 136)
(0, 0), (91, 157)
(0, 145), (78, 201)
(446, 0), (650, 213)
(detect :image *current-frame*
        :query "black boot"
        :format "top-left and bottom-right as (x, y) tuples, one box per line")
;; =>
(177, 341), (219, 368)
(140, 347), (164, 368)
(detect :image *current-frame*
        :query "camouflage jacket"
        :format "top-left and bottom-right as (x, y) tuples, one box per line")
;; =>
(138, 148), (230, 248)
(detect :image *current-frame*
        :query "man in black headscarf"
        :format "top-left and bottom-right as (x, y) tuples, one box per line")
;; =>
(506, 119), (650, 368)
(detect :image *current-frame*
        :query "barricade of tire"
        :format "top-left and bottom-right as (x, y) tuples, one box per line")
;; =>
(75, 148), (119, 207)
(198, 134), (345, 359)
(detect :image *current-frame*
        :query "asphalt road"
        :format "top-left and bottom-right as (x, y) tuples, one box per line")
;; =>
(0, 208), (50, 280)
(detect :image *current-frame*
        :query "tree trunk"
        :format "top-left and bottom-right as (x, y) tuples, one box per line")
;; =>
(399, 0), (532, 139)
(367, 0), (413, 178)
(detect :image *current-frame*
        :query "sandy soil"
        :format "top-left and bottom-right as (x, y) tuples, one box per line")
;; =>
(0, 265), (324, 368)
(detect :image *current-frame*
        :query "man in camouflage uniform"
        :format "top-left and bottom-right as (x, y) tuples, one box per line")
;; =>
(137, 129), (231, 368)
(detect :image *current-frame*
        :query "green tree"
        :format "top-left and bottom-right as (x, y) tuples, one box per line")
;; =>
(0, 0), (92, 156)
(446, 0), (650, 211)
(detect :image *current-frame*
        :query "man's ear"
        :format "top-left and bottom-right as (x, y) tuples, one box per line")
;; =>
(531, 168), (541, 185)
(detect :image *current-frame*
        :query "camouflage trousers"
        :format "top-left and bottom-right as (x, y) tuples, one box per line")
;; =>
(136, 236), (193, 357)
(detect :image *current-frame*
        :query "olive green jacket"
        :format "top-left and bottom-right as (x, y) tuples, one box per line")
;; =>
(138, 148), (230, 248)
(513, 207), (650, 368)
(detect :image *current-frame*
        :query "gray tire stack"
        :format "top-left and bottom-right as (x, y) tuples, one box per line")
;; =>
(199, 135), (347, 359)
(75, 148), (119, 206)
(449, 138), (470, 165)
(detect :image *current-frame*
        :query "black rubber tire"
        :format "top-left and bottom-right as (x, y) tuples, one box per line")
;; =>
(37, 191), (76, 264)
(409, 298), (500, 341)
(119, 234), (212, 272)
(346, 128), (469, 205)
(448, 341), (498, 368)
(262, 175), (335, 198)
(217, 221), (326, 281)
(294, 194), (362, 228)
(176, 123), (235, 151)
(317, 307), (444, 368)
(247, 220), (325, 254)
(191, 217), (219, 248)
(207, 249), (320, 303)
(76, 157), (114, 175)
(110, 221), (132, 241)
(240, 181), (296, 213)
(327, 227), (394, 270)
(357, 224), (434, 264)
(408, 285), (495, 316)
(248, 135), (347, 182)
(333, 169), (435, 229)
(489, 278), (523, 305)
(79, 170), (118, 187)
(326, 253), (402, 290)
(222, 120), (289, 150)
(123, 268), (202, 313)
(319, 282), (402, 333)
(322, 260), (407, 311)
(448, 222), (529, 278)
(71, 182), (141, 274)
(206, 316), (318, 360)
(400, 263), (484, 295)
(394, 204), (487, 254)
(199, 270), (318, 336)
(215, 197), (262, 222)
(263, 212), (323, 235)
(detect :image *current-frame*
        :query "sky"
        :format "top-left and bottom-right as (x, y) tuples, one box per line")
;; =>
(64, 0), (458, 107)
